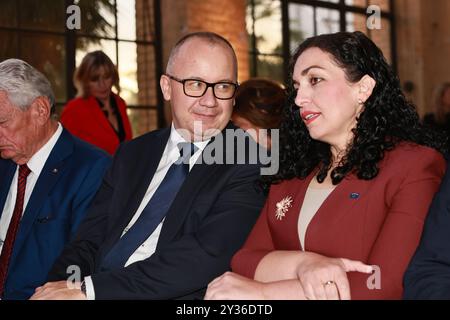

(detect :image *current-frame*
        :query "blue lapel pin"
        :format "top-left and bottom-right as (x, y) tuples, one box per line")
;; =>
(350, 192), (360, 199)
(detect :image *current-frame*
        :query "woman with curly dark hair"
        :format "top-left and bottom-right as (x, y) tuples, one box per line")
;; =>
(205, 31), (447, 300)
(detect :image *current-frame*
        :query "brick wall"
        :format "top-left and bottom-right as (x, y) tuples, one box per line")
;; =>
(162, 0), (249, 81)
(345, 0), (450, 116)
(160, 0), (249, 124)
(185, 0), (249, 81)
(350, 0), (392, 63)
(419, 0), (450, 115)
(396, 0), (450, 116)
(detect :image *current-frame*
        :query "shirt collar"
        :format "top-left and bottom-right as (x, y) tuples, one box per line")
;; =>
(168, 123), (210, 154)
(27, 123), (63, 177)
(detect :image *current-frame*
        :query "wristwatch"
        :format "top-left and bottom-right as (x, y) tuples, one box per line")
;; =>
(80, 280), (87, 296)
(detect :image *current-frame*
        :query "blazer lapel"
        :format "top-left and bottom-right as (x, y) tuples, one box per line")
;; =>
(269, 175), (313, 251)
(89, 96), (119, 140)
(270, 171), (371, 252)
(10, 129), (74, 263)
(304, 174), (371, 250)
(0, 161), (17, 219)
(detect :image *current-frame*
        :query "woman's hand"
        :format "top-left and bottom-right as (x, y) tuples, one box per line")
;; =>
(205, 272), (266, 300)
(296, 252), (373, 300)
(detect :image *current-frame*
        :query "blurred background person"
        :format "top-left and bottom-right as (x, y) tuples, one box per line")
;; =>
(232, 78), (285, 150)
(60, 51), (132, 155)
(423, 82), (450, 149)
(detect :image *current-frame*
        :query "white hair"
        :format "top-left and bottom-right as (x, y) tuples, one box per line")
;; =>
(0, 58), (55, 112)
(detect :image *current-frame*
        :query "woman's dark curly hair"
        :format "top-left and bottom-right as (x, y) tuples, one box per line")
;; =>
(264, 31), (447, 188)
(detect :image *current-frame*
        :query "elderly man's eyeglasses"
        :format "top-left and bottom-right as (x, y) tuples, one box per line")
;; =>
(166, 74), (238, 100)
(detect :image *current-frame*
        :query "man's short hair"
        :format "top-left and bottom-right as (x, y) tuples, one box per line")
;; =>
(0, 58), (56, 114)
(166, 32), (238, 79)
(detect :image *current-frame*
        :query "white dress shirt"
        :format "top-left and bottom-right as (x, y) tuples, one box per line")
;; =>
(84, 124), (209, 299)
(0, 123), (63, 255)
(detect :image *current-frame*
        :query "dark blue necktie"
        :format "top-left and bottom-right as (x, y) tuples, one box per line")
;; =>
(100, 142), (197, 270)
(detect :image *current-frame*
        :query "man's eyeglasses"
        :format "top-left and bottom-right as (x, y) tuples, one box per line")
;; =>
(166, 74), (238, 100)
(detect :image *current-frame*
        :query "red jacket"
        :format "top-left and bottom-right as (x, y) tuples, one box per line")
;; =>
(232, 143), (446, 299)
(61, 94), (132, 155)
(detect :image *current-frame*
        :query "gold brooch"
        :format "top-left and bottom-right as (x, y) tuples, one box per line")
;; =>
(275, 196), (293, 220)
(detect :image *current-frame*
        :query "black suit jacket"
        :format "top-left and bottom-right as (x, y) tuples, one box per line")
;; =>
(48, 124), (266, 299)
(403, 160), (450, 299)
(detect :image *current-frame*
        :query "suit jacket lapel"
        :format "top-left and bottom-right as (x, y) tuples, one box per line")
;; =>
(157, 161), (222, 246)
(11, 129), (74, 261)
(0, 161), (17, 219)
(103, 128), (170, 251)
(157, 123), (235, 246)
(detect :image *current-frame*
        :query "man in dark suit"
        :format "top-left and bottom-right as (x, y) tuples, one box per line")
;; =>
(0, 59), (111, 299)
(32, 32), (267, 300)
(403, 162), (450, 299)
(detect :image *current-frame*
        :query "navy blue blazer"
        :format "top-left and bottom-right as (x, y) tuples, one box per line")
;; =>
(0, 128), (111, 299)
(48, 124), (266, 299)
(404, 160), (450, 299)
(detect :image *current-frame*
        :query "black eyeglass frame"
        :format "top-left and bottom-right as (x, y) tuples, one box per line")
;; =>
(165, 74), (239, 100)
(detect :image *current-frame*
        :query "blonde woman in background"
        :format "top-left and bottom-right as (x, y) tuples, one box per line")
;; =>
(61, 51), (132, 155)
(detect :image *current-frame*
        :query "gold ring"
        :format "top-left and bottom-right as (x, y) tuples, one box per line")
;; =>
(324, 280), (335, 286)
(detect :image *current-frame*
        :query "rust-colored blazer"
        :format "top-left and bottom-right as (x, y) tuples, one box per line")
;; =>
(61, 94), (133, 155)
(232, 143), (446, 299)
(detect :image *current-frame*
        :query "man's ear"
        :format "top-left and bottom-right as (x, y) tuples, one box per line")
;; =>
(30, 96), (51, 124)
(160, 74), (172, 101)
(358, 75), (376, 103)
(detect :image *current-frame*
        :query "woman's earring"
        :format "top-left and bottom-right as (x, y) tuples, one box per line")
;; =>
(358, 99), (364, 105)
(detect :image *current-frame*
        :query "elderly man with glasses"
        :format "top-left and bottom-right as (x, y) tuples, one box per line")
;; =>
(32, 32), (266, 300)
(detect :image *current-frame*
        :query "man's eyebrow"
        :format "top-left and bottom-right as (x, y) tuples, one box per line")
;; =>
(301, 65), (325, 76)
(186, 76), (236, 83)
